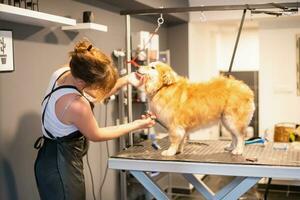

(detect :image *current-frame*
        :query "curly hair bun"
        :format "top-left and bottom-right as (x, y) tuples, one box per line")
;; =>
(72, 38), (92, 54)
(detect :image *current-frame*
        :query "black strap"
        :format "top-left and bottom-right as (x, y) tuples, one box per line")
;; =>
(34, 136), (44, 149)
(41, 70), (70, 105)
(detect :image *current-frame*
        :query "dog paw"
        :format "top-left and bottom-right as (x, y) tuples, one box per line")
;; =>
(178, 146), (185, 153)
(224, 144), (234, 151)
(161, 149), (177, 156)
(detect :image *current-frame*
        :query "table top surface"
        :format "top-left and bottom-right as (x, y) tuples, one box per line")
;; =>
(111, 137), (300, 168)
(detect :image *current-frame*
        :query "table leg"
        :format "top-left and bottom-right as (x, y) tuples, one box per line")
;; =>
(183, 174), (261, 200)
(130, 170), (170, 200)
(220, 177), (261, 200)
(183, 174), (214, 200)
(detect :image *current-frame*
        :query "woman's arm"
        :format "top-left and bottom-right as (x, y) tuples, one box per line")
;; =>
(104, 76), (128, 98)
(105, 72), (145, 99)
(66, 96), (155, 141)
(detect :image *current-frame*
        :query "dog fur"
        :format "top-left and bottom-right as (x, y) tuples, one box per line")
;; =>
(137, 62), (255, 156)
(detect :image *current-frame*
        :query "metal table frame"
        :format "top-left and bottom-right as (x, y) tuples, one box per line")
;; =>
(109, 158), (300, 200)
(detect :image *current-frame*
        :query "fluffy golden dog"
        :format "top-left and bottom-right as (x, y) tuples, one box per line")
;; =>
(137, 62), (255, 156)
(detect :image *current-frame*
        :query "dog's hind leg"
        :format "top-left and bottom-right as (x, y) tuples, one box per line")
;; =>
(162, 126), (185, 156)
(222, 95), (255, 155)
(232, 131), (246, 155)
(221, 115), (245, 155)
(224, 134), (237, 152)
(178, 134), (188, 153)
(221, 116), (237, 152)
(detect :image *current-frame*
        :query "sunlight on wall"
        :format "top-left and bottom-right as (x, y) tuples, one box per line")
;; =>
(188, 22), (259, 83)
(216, 27), (259, 71)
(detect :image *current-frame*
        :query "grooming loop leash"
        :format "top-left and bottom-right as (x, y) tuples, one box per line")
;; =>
(127, 13), (164, 68)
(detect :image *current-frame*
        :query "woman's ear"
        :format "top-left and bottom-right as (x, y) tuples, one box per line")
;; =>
(76, 78), (87, 90)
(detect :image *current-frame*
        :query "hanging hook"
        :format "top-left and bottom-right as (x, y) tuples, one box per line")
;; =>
(154, 10), (164, 33)
(199, 12), (206, 22)
(157, 13), (164, 25)
(199, 5), (206, 22)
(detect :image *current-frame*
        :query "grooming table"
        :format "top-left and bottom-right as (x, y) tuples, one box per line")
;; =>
(109, 138), (300, 200)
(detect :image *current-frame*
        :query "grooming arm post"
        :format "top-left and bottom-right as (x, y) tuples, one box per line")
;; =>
(228, 9), (247, 73)
(119, 14), (132, 200)
(125, 14), (133, 146)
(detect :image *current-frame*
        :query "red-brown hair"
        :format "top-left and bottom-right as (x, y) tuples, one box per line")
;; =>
(69, 39), (118, 101)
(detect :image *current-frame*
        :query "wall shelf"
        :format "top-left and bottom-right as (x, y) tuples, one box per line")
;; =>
(61, 23), (108, 32)
(0, 4), (76, 26)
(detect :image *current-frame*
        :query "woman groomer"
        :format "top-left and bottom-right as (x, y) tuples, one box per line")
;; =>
(34, 39), (155, 200)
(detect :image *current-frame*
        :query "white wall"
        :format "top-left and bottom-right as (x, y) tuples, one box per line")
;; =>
(188, 22), (219, 82)
(188, 21), (259, 81)
(258, 17), (300, 138)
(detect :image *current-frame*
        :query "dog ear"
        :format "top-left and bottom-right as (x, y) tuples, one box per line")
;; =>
(163, 71), (177, 85)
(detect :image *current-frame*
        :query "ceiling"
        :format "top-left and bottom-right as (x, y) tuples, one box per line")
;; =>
(98, 0), (189, 26)
(77, 0), (300, 25)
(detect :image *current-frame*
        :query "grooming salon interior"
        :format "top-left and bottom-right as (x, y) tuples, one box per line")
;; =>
(1, 0), (300, 200)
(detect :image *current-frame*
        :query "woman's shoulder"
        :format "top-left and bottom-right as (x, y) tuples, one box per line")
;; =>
(64, 94), (91, 114)
(63, 95), (92, 124)
(55, 93), (91, 126)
